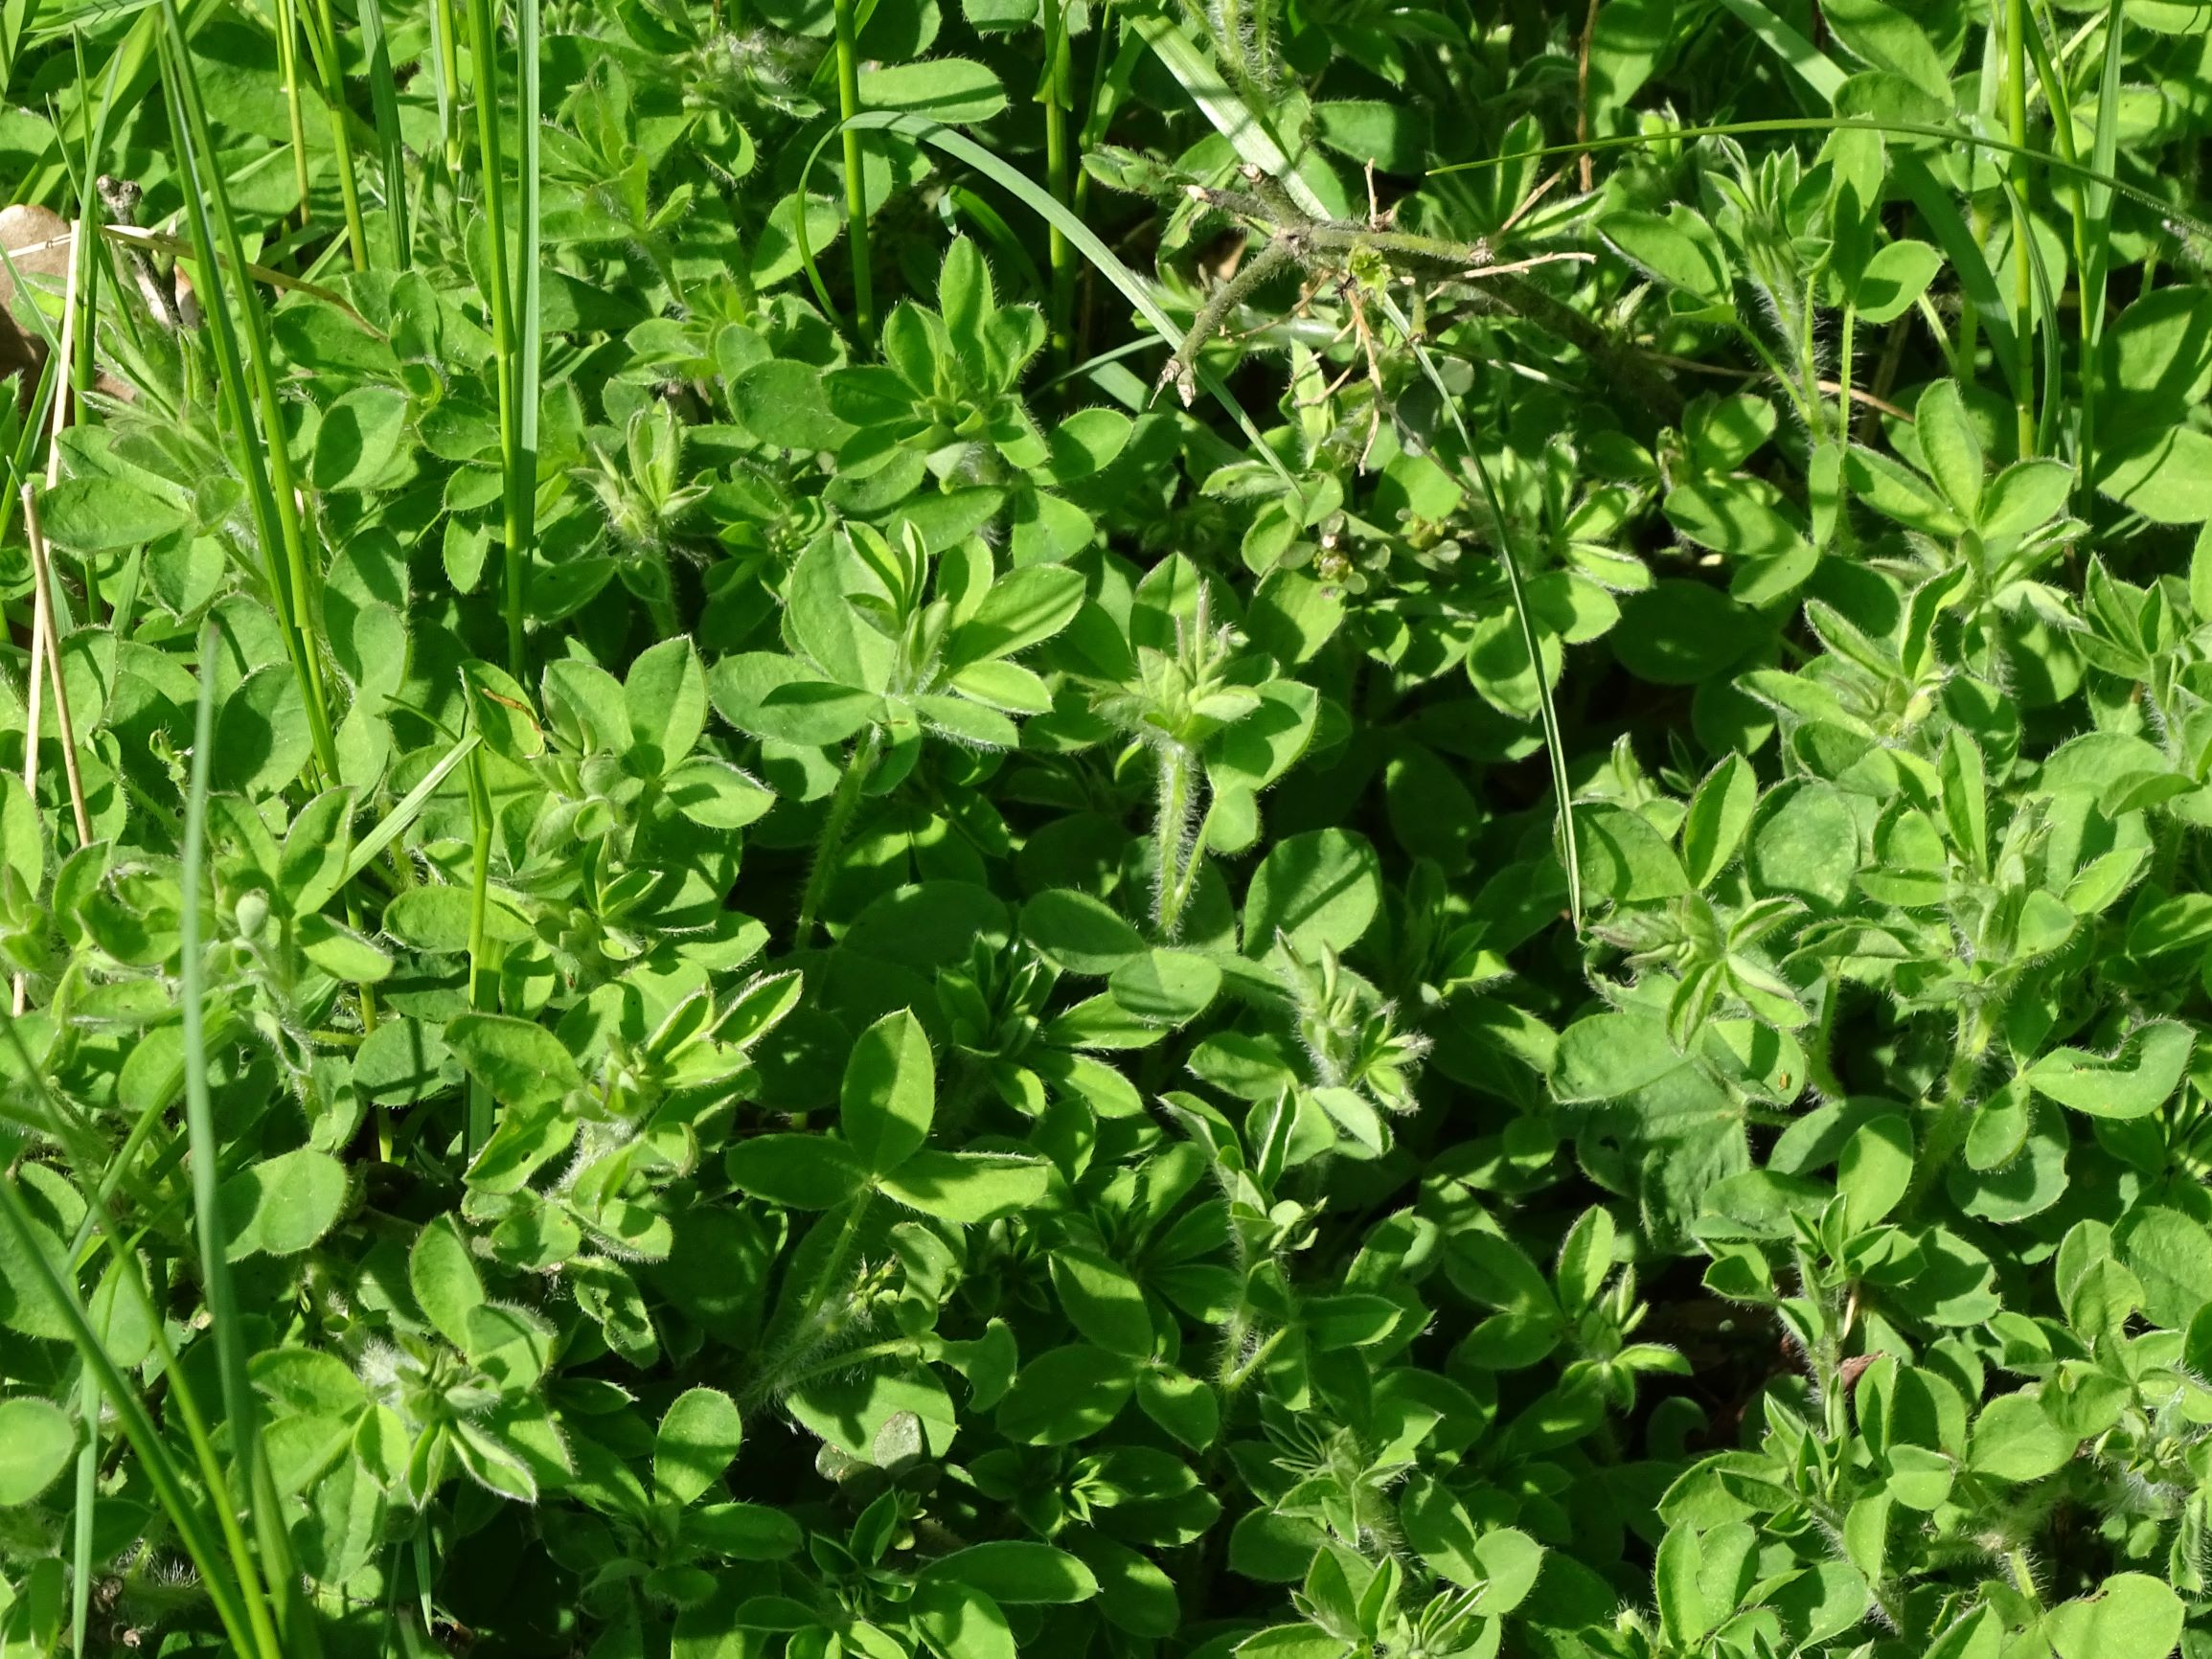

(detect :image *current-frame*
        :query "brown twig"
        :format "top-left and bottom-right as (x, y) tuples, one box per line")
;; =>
(1641, 351), (1914, 421)
(12, 226), (87, 1016)
(1576, 0), (1602, 193)
(21, 487), (90, 848)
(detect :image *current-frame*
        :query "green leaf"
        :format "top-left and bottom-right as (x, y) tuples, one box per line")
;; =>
(878, 1151), (1051, 1222)
(1848, 238), (1942, 324)
(38, 476), (190, 549)
(220, 1146), (349, 1259)
(446, 1013), (584, 1111)
(997, 1345), (1137, 1443)
(1681, 755), (1759, 888)
(311, 386), (411, 490)
(1135, 1367), (1220, 1449)
(2024, 1021), (2193, 1119)
(946, 565), (1087, 665)
(1243, 829), (1382, 958)
(735, 360), (855, 451)
(1653, 1525), (1709, 1647)
(1107, 949), (1221, 1024)
(213, 664), (314, 795)
(1838, 1115), (1912, 1232)
(920, 1543), (1101, 1604)
(841, 1009), (935, 1174)
(727, 1136), (870, 1209)
(1968, 1392), (2073, 1482)
(2042, 1574), (2184, 1659)
(1598, 206), (1732, 305)
(410, 1217), (486, 1351)
(0, 1397), (74, 1503)
(855, 57), (1007, 124)
(1048, 1247), (1154, 1356)
(1022, 889), (1145, 974)
(626, 636), (709, 775)
(656, 1387), (744, 1507)
(1914, 381), (1984, 523)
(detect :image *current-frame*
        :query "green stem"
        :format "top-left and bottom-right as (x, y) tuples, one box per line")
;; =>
(465, 0), (527, 678)
(779, 1334), (923, 1389)
(273, 0), (312, 228)
(513, 0), (541, 676)
(2006, 0), (2034, 456)
(465, 743), (495, 1156)
(747, 1193), (877, 1404)
(1905, 1006), (1995, 1215)
(1154, 744), (1194, 939)
(1038, 0), (1073, 364)
(0, 1174), (273, 1659)
(68, 1365), (96, 1659)
(1836, 302), (1857, 443)
(434, 0), (464, 174)
(303, 0), (371, 269)
(796, 726), (882, 945)
(832, 0), (874, 345)
(157, 11), (339, 784)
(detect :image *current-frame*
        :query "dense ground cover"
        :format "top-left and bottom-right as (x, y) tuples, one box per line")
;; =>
(3, 0), (2212, 1653)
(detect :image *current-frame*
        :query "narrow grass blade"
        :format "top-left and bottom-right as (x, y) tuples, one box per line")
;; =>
(1375, 292), (1581, 930)
(342, 730), (482, 883)
(178, 614), (261, 1601)
(1427, 116), (2212, 246)
(1125, 11), (1327, 218)
(464, 0), (527, 677)
(271, 0), (312, 224)
(515, 0), (541, 655)
(0, 1171), (269, 1656)
(68, 1364), (95, 1659)
(156, 8), (340, 781)
(358, 0), (408, 264)
(1708, 0), (1844, 101)
(801, 109), (1303, 497)
(2078, 0), (2122, 499)
(182, 616), (321, 1659)
(832, 0), (873, 343)
(299, 0), (371, 268)
(2000, 175), (2064, 456)
(465, 739), (495, 1153)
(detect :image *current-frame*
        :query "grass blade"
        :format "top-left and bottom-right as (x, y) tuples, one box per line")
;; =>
(802, 109), (1304, 497)
(1125, 10), (1327, 218)
(1375, 292), (1581, 931)
(0, 1170), (269, 1656)
(1707, 0), (1843, 101)
(515, 0), (540, 644)
(157, 6), (340, 782)
(464, 0), (529, 678)
(271, 0), (312, 225)
(832, 0), (873, 343)
(2078, 0), (2122, 499)
(358, 0), (408, 264)
(299, 0), (371, 268)
(342, 731), (483, 884)
(182, 617), (329, 1657)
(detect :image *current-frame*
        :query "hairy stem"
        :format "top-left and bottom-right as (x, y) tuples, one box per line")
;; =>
(797, 726), (883, 945)
(1154, 743), (1198, 939)
(833, 0), (874, 344)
